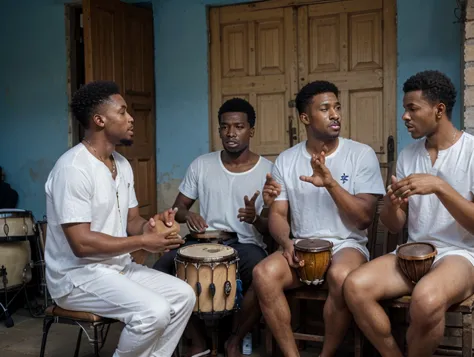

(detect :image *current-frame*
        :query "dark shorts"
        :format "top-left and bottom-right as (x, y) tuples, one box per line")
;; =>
(153, 238), (267, 293)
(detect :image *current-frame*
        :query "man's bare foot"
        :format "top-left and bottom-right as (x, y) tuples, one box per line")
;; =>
(225, 336), (243, 357)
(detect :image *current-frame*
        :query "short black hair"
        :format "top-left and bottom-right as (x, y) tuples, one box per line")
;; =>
(218, 98), (256, 128)
(295, 81), (339, 115)
(403, 70), (457, 119)
(71, 80), (121, 128)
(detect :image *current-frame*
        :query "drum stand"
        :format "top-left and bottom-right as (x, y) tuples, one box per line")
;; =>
(203, 319), (220, 357)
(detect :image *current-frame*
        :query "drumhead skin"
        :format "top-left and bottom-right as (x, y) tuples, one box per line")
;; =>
(396, 242), (437, 260)
(177, 243), (237, 263)
(294, 239), (333, 253)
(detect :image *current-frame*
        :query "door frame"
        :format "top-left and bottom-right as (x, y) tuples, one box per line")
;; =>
(207, 0), (397, 154)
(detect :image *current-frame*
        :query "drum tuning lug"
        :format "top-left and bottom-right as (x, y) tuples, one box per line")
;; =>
(224, 281), (232, 296)
(196, 282), (202, 296)
(209, 283), (216, 297)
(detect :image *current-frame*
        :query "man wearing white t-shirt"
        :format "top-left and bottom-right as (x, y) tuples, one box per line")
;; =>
(44, 80), (195, 357)
(252, 80), (385, 357)
(153, 98), (273, 357)
(345, 71), (474, 357)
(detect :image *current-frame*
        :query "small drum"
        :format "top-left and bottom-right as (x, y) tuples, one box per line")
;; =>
(294, 239), (333, 286)
(396, 242), (437, 284)
(189, 229), (237, 244)
(0, 209), (36, 242)
(175, 243), (239, 318)
(0, 241), (33, 290)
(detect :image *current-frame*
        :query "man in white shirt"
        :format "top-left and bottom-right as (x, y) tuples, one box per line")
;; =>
(252, 81), (385, 357)
(344, 70), (474, 357)
(153, 98), (273, 357)
(45, 80), (195, 357)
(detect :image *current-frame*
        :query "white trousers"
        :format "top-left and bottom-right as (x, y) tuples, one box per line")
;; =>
(55, 262), (196, 357)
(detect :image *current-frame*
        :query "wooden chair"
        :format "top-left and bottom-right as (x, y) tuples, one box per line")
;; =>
(264, 137), (395, 357)
(39, 248), (180, 357)
(384, 229), (474, 357)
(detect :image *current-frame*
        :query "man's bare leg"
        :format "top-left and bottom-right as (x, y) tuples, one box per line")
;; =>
(319, 248), (366, 357)
(253, 252), (302, 357)
(225, 287), (260, 357)
(183, 317), (208, 356)
(344, 254), (413, 357)
(406, 255), (474, 357)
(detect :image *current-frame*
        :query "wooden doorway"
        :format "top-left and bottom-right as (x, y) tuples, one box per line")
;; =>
(66, 0), (157, 219)
(209, 0), (397, 174)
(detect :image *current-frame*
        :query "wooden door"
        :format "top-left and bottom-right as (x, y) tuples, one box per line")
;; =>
(297, 0), (396, 174)
(83, 0), (157, 218)
(209, 5), (298, 162)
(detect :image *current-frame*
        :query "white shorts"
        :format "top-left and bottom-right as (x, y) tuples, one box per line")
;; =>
(293, 237), (369, 262)
(390, 245), (474, 267)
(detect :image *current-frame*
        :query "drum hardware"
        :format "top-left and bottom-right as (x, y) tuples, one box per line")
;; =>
(294, 239), (333, 286)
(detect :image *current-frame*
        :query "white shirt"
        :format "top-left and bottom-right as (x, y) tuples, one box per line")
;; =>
(273, 138), (385, 245)
(179, 151), (273, 248)
(397, 132), (474, 250)
(44, 143), (138, 299)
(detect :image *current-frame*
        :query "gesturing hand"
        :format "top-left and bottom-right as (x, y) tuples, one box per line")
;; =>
(299, 148), (336, 188)
(262, 173), (281, 207)
(238, 190), (260, 224)
(389, 173), (443, 199)
(185, 212), (208, 233)
(142, 220), (183, 253)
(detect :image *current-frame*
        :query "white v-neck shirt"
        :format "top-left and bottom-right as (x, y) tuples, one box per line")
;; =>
(273, 138), (385, 245)
(397, 132), (474, 250)
(179, 151), (273, 248)
(44, 143), (138, 299)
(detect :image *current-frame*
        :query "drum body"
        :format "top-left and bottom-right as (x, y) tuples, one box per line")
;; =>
(294, 239), (333, 286)
(396, 242), (437, 284)
(0, 209), (36, 242)
(175, 243), (239, 318)
(0, 241), (32, 290)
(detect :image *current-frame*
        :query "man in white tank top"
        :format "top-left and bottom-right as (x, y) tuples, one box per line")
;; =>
(344, 70), (474, 357)
(153, 98), (273, 357)
(252, 81), (385, 357)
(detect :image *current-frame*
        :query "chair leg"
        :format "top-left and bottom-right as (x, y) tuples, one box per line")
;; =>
(94, 325), (100, 357)
(462, 312), (472, 357)
(73, 327), (83, 357)
(39, 317), (54, 357)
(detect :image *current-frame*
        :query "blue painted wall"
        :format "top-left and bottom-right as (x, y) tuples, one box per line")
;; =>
(0, 0), (69, 219)
(396, 0), (463, 151)
(0, 0), (464, 218)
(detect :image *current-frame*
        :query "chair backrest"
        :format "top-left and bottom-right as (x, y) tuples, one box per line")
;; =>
(367, 135), (395, 259)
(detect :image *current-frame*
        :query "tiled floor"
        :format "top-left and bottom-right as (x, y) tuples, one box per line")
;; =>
(0, 307), (322, 357)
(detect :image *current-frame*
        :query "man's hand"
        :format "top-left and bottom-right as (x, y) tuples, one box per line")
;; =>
(262, 173), (281, 207)
(282, 241), (300, 268)
(238, 190), (260, 223)
(150, 207), (178, 228)
(385, 175), (406, 208)
(141, 220), (184, 253)
(299, 148), (336, 188)
(185, 212), (208, 233)
(390, 173), (443, 199)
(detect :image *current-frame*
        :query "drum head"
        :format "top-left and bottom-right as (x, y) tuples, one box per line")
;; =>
(294, 239), (333, 252)
(0, 209), (32, 219)
(177, 243), (237, 263)
(397, 242), (437, 260)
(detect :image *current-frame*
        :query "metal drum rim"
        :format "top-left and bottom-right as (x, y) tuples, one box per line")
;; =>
(176, 243), (238, 263)
(294, 238), (334, 253)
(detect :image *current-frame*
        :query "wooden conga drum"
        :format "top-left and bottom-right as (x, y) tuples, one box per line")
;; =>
(396, 242), (437, 284)
(294, 239), (333, 286)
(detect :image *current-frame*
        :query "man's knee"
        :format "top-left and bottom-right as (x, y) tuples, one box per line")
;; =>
(410, 286), (446, 328)
(343, 269), (375, 306)
(253, 255), (286, 291)
(327, 263), (354, 290)
(133, 300), (173, 334)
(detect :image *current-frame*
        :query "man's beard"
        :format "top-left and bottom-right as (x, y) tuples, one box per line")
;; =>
(119, 139), (133, 146)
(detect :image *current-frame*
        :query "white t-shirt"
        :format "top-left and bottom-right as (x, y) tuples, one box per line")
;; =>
(273, 138), (385, 245)
(44, 143), (138, 299)
(398, 132), (474, 250)
(179, 151), (273, 248)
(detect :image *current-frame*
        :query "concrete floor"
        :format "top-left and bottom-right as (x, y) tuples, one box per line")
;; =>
(0, 307), (321, 357)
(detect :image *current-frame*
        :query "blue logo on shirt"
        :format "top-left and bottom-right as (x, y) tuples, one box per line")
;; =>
(340, 173), (349, 184)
